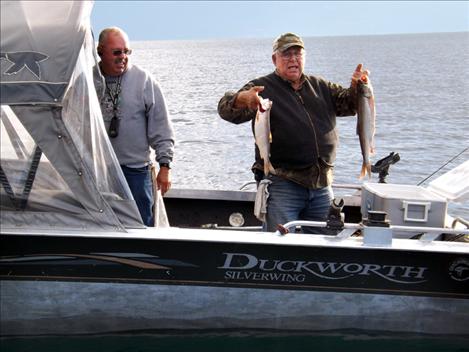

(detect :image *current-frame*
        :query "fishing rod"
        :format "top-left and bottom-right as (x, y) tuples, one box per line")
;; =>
(417, 146), (469, 186)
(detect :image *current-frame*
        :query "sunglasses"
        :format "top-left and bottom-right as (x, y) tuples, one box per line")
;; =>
(112, 49), (132, 56)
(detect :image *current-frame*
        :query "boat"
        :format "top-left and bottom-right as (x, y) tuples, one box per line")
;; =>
(1, 1), (468, 338)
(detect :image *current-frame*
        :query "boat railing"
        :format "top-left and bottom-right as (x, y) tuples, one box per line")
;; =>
(275, 220), (469, 244)
(238, 181), (256, 191)
(452, 217), (469, 228)
(239, 181), (363, 191)
(331, 183), (362, 190)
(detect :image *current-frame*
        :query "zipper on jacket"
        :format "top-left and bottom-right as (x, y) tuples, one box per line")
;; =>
(295, 90), (323, 188)
(295, 90), (321, 159)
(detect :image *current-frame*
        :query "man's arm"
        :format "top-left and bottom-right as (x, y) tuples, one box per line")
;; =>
(218, 83), (263, 124)
(145, 78), (175, 164)
(145, 77), (175, 195)
(330, 64), (371, 117)
(329, 81), (358, 117)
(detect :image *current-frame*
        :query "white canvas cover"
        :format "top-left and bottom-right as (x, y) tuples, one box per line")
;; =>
(0, 1), (144, 231)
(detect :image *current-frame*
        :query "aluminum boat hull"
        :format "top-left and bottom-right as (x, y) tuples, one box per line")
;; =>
(2, 227), (468, 337)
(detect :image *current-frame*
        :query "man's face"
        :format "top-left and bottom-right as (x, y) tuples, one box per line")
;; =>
(99, 32), (131, 76)
(272, 46), (305, 83)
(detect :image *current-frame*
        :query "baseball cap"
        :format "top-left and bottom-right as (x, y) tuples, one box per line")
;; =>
(272, 33), (305, 53)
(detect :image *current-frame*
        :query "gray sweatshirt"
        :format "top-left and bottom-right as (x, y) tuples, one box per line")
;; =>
(94, 64), (175, 167)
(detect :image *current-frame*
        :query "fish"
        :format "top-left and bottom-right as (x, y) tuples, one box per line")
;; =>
(357, 76), (376, 179)
(255, 97), (276, 176)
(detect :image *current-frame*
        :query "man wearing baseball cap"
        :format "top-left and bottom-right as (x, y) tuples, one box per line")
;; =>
(218, 32), (370, 233)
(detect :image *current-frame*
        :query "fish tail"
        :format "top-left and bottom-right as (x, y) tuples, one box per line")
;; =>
(268, 162), (276, 175)
(264, 161), (276, 176)
(359, 162), (372, 180)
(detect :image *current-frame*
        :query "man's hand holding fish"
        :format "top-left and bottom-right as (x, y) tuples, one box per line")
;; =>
(234, 86), (264, 110)
(351, 63), (371, 88)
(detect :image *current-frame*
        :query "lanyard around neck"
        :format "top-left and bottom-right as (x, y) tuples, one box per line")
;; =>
(105, 75), (122, 110)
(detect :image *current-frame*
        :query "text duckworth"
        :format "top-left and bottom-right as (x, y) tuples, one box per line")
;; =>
(218, 253), (428, 284)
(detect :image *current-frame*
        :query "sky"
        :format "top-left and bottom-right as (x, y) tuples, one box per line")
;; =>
(91, 1), (469, 41)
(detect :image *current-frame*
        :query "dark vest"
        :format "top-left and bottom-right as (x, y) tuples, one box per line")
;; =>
(251, 73), (338, 169)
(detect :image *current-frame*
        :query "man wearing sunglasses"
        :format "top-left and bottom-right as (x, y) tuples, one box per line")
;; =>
(94, 27), (174, 227)
(218, 33), (370, 233)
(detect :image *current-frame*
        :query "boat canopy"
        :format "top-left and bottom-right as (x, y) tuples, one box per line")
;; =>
(0, 1), (144, 231)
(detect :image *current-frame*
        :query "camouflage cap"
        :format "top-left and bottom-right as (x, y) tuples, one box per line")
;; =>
(272, 33), (304, 53)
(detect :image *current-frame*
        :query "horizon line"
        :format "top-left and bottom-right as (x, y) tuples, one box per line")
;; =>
(104, 30), (468, 42)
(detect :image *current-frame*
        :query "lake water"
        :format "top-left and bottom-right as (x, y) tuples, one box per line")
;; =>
(133, 32), (468, 217)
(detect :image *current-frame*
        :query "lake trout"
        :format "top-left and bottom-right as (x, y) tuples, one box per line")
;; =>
(357, 76), (376, 179)
(255, 97), (276, 176)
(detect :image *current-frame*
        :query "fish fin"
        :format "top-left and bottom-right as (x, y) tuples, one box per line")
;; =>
(368, 89), (376, 156)
(369, 94), (376, 120)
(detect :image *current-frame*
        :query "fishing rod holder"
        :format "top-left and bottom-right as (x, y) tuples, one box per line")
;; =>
(372, 152), (400, 183)
(326, 198), (345, 231)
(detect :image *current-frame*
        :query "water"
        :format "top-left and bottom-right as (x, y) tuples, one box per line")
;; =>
(132, 32), (469, 217)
